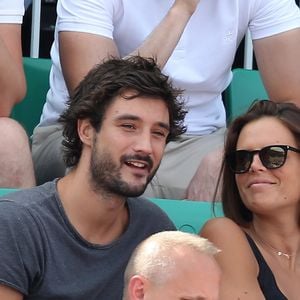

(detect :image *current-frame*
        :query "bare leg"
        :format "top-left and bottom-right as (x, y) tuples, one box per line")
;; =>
(0, 118), (36, 188)
(186, 147), (223, 201)
(144, 128), (226, 200)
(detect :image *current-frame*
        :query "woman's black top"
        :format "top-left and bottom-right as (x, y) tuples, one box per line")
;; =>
(245, 233), (287, 300)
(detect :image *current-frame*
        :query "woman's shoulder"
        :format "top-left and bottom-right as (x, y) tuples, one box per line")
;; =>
(201, 216), (243, 238)
(200, 218), (263, 298)
(200, 217), (254, 261)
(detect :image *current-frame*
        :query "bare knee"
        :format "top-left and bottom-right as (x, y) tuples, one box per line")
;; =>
(200, 147), (223, 168)
(0, 117), (29, 146)
(0, 117), (36, 188)
(186, 147), (223, 201)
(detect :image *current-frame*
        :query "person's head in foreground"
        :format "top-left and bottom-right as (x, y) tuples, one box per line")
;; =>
(59, 55), (186, 198)
(222, 100), (300, 226)
(123, 231), (221, 300)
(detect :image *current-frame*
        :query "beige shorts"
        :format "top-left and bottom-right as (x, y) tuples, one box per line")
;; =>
(144, 127), (226, 199)
(31, 124), (65, 185)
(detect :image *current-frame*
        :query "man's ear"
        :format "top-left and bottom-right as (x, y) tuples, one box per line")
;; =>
(77, 119), (94, 146)
(127, 275), (146, 300)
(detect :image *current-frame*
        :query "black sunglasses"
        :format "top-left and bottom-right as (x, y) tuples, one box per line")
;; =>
(227, 145), (300, 174)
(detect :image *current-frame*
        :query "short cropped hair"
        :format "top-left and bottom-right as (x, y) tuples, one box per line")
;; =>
(123, 230), (219, 293)
(59, 56), (187, 167)
(220, 100), (300, 226)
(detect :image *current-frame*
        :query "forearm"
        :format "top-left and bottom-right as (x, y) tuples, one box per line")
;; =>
(0, 25), (26, 116)
(0, 40), (25, 116)
(129, 0), (200, 68)
(60, 0), (200, 95)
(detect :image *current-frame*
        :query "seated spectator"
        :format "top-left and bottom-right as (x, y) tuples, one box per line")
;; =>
(123, 231), (221, 300)
(201, 100), (300, 299)
(32, 0), (300, 200)
(0, 56), (186, 299)
(0, 0), (35, 187)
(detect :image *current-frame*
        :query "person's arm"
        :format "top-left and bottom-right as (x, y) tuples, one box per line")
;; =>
(0, 24), (26, 116)
(0, 285), (23, 300)
(200, 218), (266, 299)
(59, 33), (119, 95)
(127, 0), (200, 68)
(59, 0), (200, 95)
(253, 28), (300, 107)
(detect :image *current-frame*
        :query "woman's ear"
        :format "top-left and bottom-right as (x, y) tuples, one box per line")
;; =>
(77, 119), (94, 146)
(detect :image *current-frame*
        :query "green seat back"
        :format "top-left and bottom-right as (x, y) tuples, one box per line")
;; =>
(149, 198), (223, 233)
(223, 68), (268, 124)
(11, 57), (51, 136)
(0, 188), (18, 196)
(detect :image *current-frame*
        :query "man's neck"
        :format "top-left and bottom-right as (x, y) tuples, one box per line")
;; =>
(57, 172), (129, 245)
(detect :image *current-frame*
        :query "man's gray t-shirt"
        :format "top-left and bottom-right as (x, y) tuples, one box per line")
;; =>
(0, 180), (175, 299)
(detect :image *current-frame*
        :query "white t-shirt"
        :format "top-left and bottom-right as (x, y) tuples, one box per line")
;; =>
(40, 0), (300, 135)
(0, 0), (24, 24)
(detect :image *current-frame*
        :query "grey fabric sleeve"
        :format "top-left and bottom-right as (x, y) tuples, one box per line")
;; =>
(0, 200), (44, 295)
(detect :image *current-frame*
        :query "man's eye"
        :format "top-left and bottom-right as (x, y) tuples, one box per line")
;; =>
(153, 130), (167, 138)
(121, 124), (135, 129)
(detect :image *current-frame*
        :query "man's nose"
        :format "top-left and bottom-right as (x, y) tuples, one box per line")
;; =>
(132, 131), (153, 155)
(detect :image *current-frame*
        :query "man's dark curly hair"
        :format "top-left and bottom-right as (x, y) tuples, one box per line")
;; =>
(59, 56), (187, 168)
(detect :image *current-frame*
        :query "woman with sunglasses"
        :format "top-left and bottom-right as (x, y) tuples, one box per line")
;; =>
(200, 100), (300, 300)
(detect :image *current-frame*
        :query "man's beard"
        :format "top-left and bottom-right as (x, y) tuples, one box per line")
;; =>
(89, 146), (158, 198)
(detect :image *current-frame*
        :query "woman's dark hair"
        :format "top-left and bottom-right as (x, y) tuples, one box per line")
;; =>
(59, 56), (187, 167)
(219, 100), (300, 226)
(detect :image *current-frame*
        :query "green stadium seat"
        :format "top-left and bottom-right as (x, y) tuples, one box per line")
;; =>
(223, 68), (268, 124)
(11, 57), (51, 136)
(149, 198), (223, 233)
(0, 188), (18, 197)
